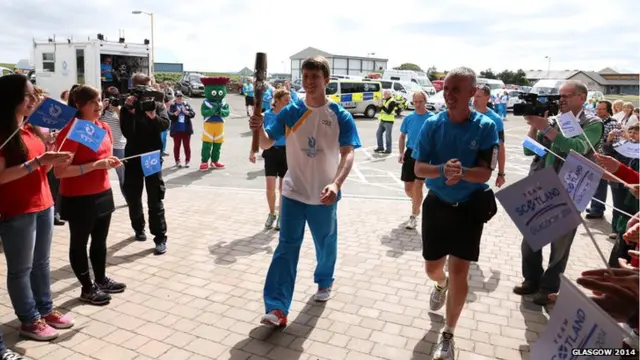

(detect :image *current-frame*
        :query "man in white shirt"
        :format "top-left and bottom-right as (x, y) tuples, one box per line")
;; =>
(249, 56), (361, 327)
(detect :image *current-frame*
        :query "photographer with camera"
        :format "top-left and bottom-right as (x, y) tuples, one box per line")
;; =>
(120, 73), (171, 255)
(514, 80), (603, 306)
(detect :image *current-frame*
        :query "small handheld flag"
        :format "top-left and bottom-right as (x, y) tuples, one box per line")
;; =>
(522, 137), (547, 157)
(65, 119), (107, 152)
(141, 150), (162, 177)
(28, 98), (75, 130)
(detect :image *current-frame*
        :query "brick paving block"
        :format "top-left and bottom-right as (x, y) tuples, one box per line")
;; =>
(0, 187), (617, 360)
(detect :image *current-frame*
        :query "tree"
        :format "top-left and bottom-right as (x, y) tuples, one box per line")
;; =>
(496, 69), (529, 86)
(512, 69), (529, 86)
(393, 63), (422, 71)
(479, 69), (497, 79)
(426, 66), (438, 81)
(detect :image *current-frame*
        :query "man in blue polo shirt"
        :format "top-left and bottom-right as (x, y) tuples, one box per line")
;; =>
(398, 91), (433, 229)
(473, 84), (507, 188)
(412, 67), (499, 360)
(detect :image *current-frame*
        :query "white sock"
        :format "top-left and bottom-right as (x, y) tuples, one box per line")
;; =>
(437, 277), (448, 288)
(443, 325), (455, 335)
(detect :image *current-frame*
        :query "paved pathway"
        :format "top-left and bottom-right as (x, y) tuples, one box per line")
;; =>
(0, 186), (616, 360)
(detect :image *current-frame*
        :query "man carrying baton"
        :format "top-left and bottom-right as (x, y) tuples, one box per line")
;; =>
(249, 56), (361, 327)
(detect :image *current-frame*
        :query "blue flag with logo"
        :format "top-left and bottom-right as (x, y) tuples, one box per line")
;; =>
(522, 137), (548, 157)
(66, 119), (107, 152)
(28, 98), (75, 130)
(141, 150), (162, 176)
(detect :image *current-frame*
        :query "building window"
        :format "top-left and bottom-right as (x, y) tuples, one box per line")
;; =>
(43, 53), (55, 72)
(76, 49), (85, 84)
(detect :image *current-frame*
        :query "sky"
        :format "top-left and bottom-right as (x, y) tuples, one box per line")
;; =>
(2, 0), (639, 74)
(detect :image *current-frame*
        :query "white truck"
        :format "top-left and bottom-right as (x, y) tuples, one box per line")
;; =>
(32, 37), (151, 100)
(382, 69), (436, 95)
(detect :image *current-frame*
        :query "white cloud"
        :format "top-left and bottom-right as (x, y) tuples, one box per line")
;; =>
(2, 0), (639, 74)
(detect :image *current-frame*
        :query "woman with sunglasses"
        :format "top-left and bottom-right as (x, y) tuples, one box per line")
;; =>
(0, 74), (74, 350)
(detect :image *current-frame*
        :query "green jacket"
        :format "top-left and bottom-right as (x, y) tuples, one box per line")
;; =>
(523, 112), (603, 174)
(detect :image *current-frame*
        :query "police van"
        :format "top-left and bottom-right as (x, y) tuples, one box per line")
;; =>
(326, 79), (382, 118)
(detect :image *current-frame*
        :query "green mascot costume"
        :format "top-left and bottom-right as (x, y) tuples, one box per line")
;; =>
(199, 77), (230, 171)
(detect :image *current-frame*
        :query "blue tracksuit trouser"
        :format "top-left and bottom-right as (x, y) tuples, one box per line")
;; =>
(263, 196), (338, 315)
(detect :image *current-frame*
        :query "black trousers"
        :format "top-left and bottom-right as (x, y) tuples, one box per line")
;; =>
(123, 165), (167, 243)
(47, 170), (60, 217)
(68, 213), (111, 290)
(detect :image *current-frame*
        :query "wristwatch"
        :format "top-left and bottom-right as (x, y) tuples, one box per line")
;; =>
(498, 173), (505, 177)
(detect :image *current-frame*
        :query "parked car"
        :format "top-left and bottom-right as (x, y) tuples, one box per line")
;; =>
(427, 91), (446, 113)
(179, 73), (205, 97)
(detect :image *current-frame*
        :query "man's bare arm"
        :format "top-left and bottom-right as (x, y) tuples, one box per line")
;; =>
(333, 146), (355, 188)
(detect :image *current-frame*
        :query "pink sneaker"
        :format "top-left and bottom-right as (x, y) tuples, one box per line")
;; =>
(20, 319), (58, 341)
(42, 311), (74, 329)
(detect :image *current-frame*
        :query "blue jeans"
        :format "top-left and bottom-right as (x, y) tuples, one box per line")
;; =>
(112, 148), (126, 199)
(588, 179), (608, 215)
(264, 196), (338, 315)
(161, 131), (168, 152)
(0, 207), (54, 324)
(376, 121), (393, 151)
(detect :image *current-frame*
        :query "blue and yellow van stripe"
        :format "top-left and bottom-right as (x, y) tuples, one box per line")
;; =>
(328, 92), (382, 103)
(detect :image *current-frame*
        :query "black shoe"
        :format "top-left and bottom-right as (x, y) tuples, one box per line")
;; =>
(96, 277), (126, 294)
(532, 291), (553, 306)
(513, 281), (539, 295)
(373, 148), (384, 153)
(80, 285), (111, 305)
(0, 349), (24, 360)
(54, 217), (65, 226)
(585, 212), (604, 219)
(384, 149), (392, 154)
(134, 231), (147, 241)
(154, 242), (167, 255)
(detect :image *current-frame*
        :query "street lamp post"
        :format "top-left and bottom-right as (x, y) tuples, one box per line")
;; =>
(132, 10), (154, 74)
(545, 56), (551, 79)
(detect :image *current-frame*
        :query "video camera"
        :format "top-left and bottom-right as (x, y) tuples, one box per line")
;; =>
(513, 93), (560, 117)
(125, 85), (165, 112)
(105, 95), (127, 107)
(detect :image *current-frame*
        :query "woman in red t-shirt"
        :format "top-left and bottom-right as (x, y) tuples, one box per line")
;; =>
(0, 74), (74, 351)
(54, 85), (126, 306)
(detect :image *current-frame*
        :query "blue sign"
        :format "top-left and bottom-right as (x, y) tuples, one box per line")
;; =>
(66, 119), (107, 152)
(141, 150), (162, 177)
(495, 167), (582, 251)
(28, 98), (75, 130)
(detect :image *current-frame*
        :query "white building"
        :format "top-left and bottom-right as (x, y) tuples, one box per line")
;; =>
(290, 47), (388, 82)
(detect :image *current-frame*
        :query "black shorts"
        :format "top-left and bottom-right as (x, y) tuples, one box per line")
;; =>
(263, 146), (287, 178)
(421, 191), (485, 262)
(245, 96), (255, 106)
(400, 148), (425, 182)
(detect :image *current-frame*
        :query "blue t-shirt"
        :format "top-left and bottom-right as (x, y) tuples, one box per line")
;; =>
(263, 88), (274, 111)
(290, 89), (299, 103)
(477, 108), (504, 142)
(243, 84), (255, 97)
(411, 111), (499, 203)
(264, 110), (286, 146)
(400, 111), (433, 150)
(101, 63), (113, 81)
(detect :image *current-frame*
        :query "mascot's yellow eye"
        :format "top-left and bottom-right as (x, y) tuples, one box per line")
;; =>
(217, 90), (224, 96)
